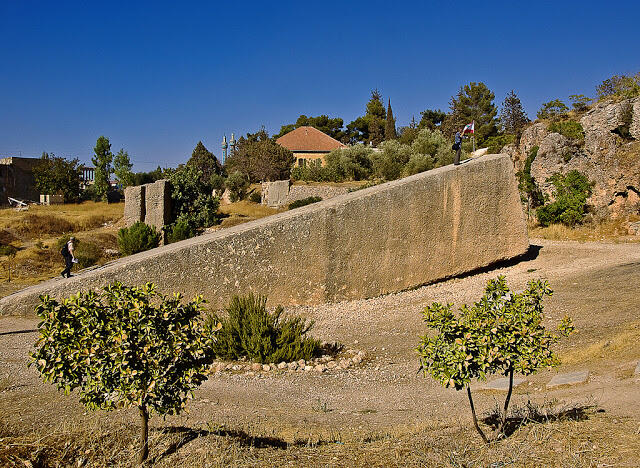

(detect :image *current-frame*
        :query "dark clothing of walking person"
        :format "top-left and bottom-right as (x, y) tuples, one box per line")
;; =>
(61, 238), (76, 278)
(454, 131), (462, 165)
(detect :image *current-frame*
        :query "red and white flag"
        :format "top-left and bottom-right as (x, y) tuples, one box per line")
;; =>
(462, 121), (474, 134)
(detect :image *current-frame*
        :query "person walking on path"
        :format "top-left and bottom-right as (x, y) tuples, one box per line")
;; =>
(61, 237), (77, 278)
(453, 129), (463, 165)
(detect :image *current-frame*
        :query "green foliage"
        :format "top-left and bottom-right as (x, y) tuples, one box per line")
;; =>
(187, 141), (223, 186)
(166, 218), (195, 244)
(547, 120), (584, 141)
(365, 89), (386, 146)
(411, 128), (455, 167)
(210, 173), (226, 194)
(324, 145), (374, 181)
(417, 276), (574, 442)
(290, 165), (337, 182)
(274, 114), (346, 141)
(132, 166), (166, 186)
(612, 101), (634, 140)
(74, 240), (101, 268)
(225, 129), (295, 182)
(288, 196), (322, 210)
(385, 99), (397, 140)
(169, 165), (220, 230)
(403, 153), (434, 176)
(516, 146), (545, 210)
(537, 170), (593, 227)
(569, 94), (592, 112)
(209, 294), (321, 363)
(483, 134), (515, 154)
(418, 109), (446, 130)
(249, 191), (262, 203)
(536, 99), (569, 120)
(225, 170), (250, 202)
(596, 72), (640, 101)
(33, 153), (82, 202)
(29, 282), (216, 463)
(500, 90), (529, 137)
(445, 82), (499, 144)
(117, 222), (160, 255)
(0, 244), (18, 257)
(372, 140), (413, 180)
(91, 136), (113, 200)
(113, 149), (134, 188)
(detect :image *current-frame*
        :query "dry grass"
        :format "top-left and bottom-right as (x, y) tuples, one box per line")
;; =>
(216, 200), (284, 230)
(529, 216), (640, 243)
(1, 406), (638, 467)
(561, 320), (640, 366)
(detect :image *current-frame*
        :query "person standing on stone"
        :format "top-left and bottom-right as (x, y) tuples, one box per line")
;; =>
(453, 129), (463, 166)
(61, 236), (77, 278)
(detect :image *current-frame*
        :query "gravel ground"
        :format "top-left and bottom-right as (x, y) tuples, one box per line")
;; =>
(1, 239), (639, 441)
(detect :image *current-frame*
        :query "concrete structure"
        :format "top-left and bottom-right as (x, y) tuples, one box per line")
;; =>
(40, 194), (64, 205)
(0, 154), (529, 316)
(546, 371), (590, 389)
(124, 179), (172, 234)
(0, 157), (40, 204)
(276, 126), (346, 167)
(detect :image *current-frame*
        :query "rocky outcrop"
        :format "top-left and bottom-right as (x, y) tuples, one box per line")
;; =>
(504, 97), (640, 218)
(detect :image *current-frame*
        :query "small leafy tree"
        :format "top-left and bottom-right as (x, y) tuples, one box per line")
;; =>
(536, 170), (593, 227)
(225, 170), (250, 202)
(515, 146), (545, 218)
(169, 164), (220, 231)
(29, 282), (218, 464)
(113, 149), (134, 188)
(33, 152), (82, 202)
(417, 276), (574, 443)
(92, 136), (114, 200)
(536, 99), (569, 120)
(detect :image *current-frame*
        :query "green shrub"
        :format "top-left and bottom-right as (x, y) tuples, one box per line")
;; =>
(170, 165), (220, 229)
(117, 222), (160, 255)
(324, 145), (374, 181)
(249, 191), (262, 203)
(288, 196), (322, 210)
(210, 173), (226, 194)
(482, 134), (515, 154)
(166, 218), (195, 244)
(410, 128), (454, 167)
(74, 241), (101, 268)
(290, 164), (339, 182)
(208, 294), (321, 363)
(536, 99), (569, 120)
(596, 72), (640, 101)
(536, 170), (593, 227)
(547, 120), (584, 141)
(0, 244), (18, 257)
(226, 170), (250, 202)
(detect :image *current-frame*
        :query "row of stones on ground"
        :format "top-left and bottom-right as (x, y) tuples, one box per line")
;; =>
(208, 350), (366, 375)
(481, 362), (640, 392)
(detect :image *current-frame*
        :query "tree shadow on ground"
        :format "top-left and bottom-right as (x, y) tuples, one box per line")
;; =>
(152, 424), (334, 464)
(481, 402), (596, 438)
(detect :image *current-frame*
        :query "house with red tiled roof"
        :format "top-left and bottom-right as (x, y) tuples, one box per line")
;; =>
(275, 126), (346, 167)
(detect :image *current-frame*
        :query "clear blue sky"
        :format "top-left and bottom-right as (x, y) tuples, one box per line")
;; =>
(1, 0), (638, 171)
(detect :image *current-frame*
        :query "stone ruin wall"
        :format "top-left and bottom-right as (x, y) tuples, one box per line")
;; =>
(262, 180), (350, 208)
(0, 154), (529, 315)
(124, 180), (172, 239)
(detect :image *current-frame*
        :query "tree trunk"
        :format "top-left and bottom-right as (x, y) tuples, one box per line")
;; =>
(138, 405), (149, 465)
(467, 385), (489, 444)
(498, 368), (514, 438)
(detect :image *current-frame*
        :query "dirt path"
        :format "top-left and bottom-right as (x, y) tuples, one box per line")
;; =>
(1, 239), (639, 463)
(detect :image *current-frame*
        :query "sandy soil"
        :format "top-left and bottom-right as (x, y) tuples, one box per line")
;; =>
(1, 239), (639, 465)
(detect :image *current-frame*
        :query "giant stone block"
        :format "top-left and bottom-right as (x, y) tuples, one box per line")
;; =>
(1, 154), (529, 315)
(124, 185), (145, 226)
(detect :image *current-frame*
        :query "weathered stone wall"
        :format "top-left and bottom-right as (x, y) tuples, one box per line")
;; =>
(0, 154), (529, 316)
(123, 179), (171, 232)
(0, 157), (40, 204)
(261, 180), (351, 208)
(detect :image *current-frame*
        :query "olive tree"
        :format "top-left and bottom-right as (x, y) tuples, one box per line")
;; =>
(417, 276), (574, 443)
(29, 282), (219, 464)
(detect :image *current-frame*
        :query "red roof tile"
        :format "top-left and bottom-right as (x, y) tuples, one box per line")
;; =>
(276, 126), (346, 152)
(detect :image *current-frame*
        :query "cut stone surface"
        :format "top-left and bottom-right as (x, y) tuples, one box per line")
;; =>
(634, 361), (640, 376)
(546, 370), (590, 389)
(480, 377), (525, 391)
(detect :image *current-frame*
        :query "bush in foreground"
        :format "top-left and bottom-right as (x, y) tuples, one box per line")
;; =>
(209, 293), (321, 363)
(417, 276), (574, 443)
(536, 170), (593, 227)
(117, 222), (160, 255)
(29, 282), (218, 464)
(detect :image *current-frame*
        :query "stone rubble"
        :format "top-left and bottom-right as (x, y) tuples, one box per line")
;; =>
(208, 349), (366, 376)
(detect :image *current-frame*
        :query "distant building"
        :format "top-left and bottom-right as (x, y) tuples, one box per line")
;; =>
(0, 156), (40, 204)
(275, 126), (346, 167)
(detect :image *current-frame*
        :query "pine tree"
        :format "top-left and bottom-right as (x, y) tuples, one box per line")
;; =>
(385, 99), (397, 140)
(444, 82), (499, 144)
(500, 90), (529, 137)
(187, 141), (223, 186)
(92, 136), (113, 200)
(366, 89), (386, 146)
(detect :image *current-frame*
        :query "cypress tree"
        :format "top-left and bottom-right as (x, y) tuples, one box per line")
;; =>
(385, 99), (397, 140)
